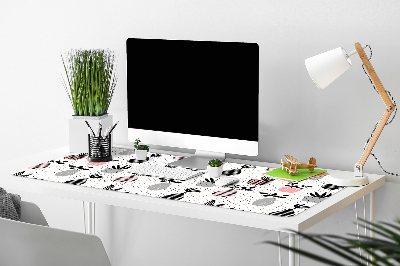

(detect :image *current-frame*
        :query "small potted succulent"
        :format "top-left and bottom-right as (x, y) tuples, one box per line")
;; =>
(134, 138), (149, 160)
(207, 159), (224, 178)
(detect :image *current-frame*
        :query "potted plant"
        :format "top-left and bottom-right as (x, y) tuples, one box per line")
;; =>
(134, 138), (149, 161)
(61, 49), (118, 153)
(207, 159), (224, 178)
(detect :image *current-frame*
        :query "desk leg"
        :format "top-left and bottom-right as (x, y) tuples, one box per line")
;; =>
(289, 233), (295, 266)
(370, 190), (375, 238)
(83, 201), (95, 235)
(297, 234), (300, 266)
(370, 190), (376, 265)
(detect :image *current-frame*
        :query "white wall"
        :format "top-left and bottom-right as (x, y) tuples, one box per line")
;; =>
(2, 0), (400, 265)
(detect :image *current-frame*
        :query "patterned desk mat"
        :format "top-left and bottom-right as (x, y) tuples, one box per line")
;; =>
(12, 148), (343, 217)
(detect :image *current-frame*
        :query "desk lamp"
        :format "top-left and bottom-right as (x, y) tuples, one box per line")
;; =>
(305, 42), (395, 186)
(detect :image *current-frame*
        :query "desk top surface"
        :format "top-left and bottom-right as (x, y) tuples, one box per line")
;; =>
(0, 145), (385, 232)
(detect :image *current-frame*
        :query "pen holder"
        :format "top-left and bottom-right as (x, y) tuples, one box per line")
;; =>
(88, 134), (112, 162)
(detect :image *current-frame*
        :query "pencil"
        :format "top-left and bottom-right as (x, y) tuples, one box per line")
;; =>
(98, 123), (102, 138)
(103, 126), (112, 139)
(85, 120), (95, 137)
(106, 121), (119, 138)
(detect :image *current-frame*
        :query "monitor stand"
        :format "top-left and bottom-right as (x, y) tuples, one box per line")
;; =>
(168, 150), (225, 170)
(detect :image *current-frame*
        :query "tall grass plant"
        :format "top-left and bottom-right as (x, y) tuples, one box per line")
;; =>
(61, 49), (118, 116)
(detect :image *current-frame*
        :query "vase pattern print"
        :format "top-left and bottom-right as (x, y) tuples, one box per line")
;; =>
(279, 182), (304, 193)
(302, 192), (332, 204)
(204, 199), (225, 208)
(148, 178), (182, 190)
(162, 188), (201, 201)
(11, 148), (344, 217)
(248, 176), (274, 186)
(252, 192), (288, 207)
(196, 178), (216, 187)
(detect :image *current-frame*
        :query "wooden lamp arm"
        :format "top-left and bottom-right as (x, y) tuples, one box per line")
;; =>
(354, 42), (394, 176)
(355, 43), (395, 111)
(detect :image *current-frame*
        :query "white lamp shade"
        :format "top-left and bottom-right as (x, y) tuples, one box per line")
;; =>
(305, 47), (352, 89)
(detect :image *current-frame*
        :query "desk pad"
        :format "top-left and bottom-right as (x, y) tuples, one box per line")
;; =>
(12, 148), (344, 217)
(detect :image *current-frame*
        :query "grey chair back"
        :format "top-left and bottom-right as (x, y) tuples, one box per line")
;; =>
(20, 200), (48, 226)
(0, 201), (111, 266)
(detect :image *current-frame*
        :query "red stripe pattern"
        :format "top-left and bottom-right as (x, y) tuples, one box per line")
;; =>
(247, 179), (271, 186)
(212, 189), (237, 197)
(64, 154), (87, 160)
(113, 175), (139, 182)
(28, 163), (50, 170)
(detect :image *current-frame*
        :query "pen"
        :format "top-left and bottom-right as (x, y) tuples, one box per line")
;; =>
(105, 121), (119, 138)
(88, 128), (94, 137)
(103, 126), (112, 138)
(96, 122), (101, 137)
(85, 120), (95, 137)
(99, 122), (103, 138)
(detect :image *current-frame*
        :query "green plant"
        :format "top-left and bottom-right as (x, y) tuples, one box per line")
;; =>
(61, 49), (118, 116)
(263, 218), (400, 266)
(208, 159), (223, 167)
(134, 138), (149, 151)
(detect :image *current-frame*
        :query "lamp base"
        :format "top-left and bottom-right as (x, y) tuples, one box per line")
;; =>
(327, 172), (369, 187)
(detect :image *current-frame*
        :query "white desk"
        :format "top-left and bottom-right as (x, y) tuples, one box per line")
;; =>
(0, 145), (385, 266)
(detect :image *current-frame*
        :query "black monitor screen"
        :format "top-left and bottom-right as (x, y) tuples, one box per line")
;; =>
(126, 38), (259, 142)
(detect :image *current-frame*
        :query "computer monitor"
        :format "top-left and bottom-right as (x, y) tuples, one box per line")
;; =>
(126, 38), (259, 169)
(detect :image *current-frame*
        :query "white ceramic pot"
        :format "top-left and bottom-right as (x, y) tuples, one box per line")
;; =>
(207, 165), (223, 178)
(69, 114), (113, 153)
(135, 150), (148, 161)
